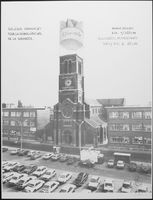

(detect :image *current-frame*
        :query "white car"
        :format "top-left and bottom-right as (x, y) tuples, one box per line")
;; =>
(120, 181), (133, 193)
(59, 184), (76, 193)
(42, 153), (54, 160)
(103, 179), (114, 192)
(8, 173), (27, 186)
(4, 162), (19, 172)
(40, 169), (56, 181)
(57, 172), (72, 184)
(32, 166), (47, 177)
(16, 176), (37, 190)
(24, 180), (45, 192)
(80, 189), (92, 193)
(39, 181), (60, 193)
(136, 185), (149, 193)
(3, 172), (16, 184)
(116, 160), (125, 169)
(88, 176), (101, 190)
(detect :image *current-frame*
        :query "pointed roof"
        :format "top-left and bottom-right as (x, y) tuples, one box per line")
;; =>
(85, 115), (107, 128)
(97, 98), (125, 107)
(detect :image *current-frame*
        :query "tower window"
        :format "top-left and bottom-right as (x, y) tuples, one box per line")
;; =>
(68, 60), (72, 73)
(64, 60), (68, 73)
(78, 61), (82, 74)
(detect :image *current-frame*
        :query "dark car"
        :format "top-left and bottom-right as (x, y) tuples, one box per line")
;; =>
(22, 165), (37, 175)
(13, 164), (26, 173)
(73, 172), (88, 187)
(67, 157), (76, 165)
(59, 155), (68, 162)
(128, 162), (137, 172)
(2, 147), (8, 152)
(30, 152), (42, 160)
(18, 149), (29, 156)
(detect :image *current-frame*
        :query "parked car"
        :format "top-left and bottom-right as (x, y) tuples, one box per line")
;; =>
(27, 150), (36, 157)
(42, 153), (54, 160)
(51, 153), (61, 161)
(18, 149), (29, 156)
(107, 159), (115, 168)
(73, 172), (88, 187)
(30, 152), (42, 160)
(16, 176), (37, 190)
(88, 176), (101, 191)
(59, 155), (68, 162)
(57, 172), (72, 184)
(4, 162), (19, 172)
(80, 189), (92, 193)
(2, 147), (8, 152)
(128, 162), (137, 172)
(79, 160), (94, 168)
(67, 157), (76, 165)
(3, 172), (16, 184)
(135, 185), (149, 193)
(59, 184), (76, 193)
(10, 148), (21, 155)
(13, 164), (26, 173)
(22, 164), (38, 175)
(116, 160), (125, 169)
(32, 166), (47, 177)
(8, 173), (27, 187)
(24, 180), (45, 192)
(39, 181), (59, 193)
(103, 179), (114, 192)
(40, 169), (56, 182)
(120, 181), (133, 193)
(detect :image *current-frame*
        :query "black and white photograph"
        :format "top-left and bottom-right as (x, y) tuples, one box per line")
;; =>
(1, 1), (152, 199)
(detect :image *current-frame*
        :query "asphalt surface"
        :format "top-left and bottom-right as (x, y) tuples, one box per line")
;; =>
(2, 146), (152, 195)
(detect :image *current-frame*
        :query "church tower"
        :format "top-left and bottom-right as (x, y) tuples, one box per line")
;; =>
(53, 19), (86, 147)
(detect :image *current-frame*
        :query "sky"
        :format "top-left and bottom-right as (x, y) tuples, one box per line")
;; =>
(1, 1), (152, 107)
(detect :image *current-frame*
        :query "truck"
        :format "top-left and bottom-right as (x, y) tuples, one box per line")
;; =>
(79, 147), (104, 168)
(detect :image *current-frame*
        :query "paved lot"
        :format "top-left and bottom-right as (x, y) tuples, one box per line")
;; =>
(2, 146), (152, 194)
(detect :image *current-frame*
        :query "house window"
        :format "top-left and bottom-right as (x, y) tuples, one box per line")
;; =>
(11, 112), (16, 117)
(144, 125), (152, 132)
(23, 112), (29, 117)
(30, 121), (35, 127)
(64, 60), (68, 73)
(3, 111), (9, 117)
(122, 124), (130, 131)
(132, 124), (143, 131)
(109, 124), (116, 131)
(109, 112), (119, 119)
(23, 120), (29, 127)
(30, 112), (35, 117)
(110, 137), (129, 144)
(10, 121), (15, 126)
(144, 138), (151, 145)
(119, 112), (129, 119)
(143, 112), (151, 119)
(3, 120), (9, 126)
(132, 137), (143, 144)
(63, 120), (71, 126)
(16, 112), (21, 117)
(132, 112), (142, 119)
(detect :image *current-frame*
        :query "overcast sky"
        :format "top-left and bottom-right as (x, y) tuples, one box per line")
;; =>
(2, 1), (152, 107)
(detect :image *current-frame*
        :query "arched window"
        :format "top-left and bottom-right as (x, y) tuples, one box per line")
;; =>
(68, 60), (72, 73)
(64, 60), (68, 73)
(78, 61), (82, 74)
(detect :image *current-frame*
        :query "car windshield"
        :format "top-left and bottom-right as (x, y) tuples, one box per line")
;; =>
(46, 172), (51, 175)
(37, 169), (42, 171)
(51, 183), (56, 188)
(18, 180), (24, 184)
(43, 185), (49, 189)
(28, 184), (34, 187)
(12, 176), (18, 180)
(123, 183), (130, 188)
(90, 178), (97, 182)
(105, 183), (112, 187)
(60, 175), (66, 178)
(60, 189), (67, 193)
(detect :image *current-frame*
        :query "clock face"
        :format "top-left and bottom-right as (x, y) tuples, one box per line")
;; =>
(65, 79), (72, 87)
(62, 105), (73, 118)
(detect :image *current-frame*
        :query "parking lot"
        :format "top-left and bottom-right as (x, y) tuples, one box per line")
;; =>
(2, 146), (152, 194)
